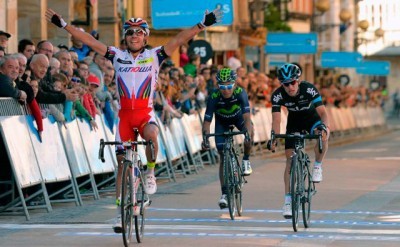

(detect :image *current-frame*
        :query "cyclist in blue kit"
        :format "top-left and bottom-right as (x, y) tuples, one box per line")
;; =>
(267, 63), (330, 218)
(201, 68), (254, 209)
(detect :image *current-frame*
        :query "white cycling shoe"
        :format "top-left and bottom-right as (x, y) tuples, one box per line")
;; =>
(312, 166), (323, 183)
(144, 174), (157, 195)
(242, 160), (252, 176)
(282, 202), (292, 219)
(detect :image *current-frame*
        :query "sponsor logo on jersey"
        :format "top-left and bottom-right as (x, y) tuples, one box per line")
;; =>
(137, 57), (154, 65)
(273, 93), (283, 103)
(285, 102), (295, 107)
(116, 58), (132, 64)
(307, 88), (318, 97)
(118, 66), (152, 73)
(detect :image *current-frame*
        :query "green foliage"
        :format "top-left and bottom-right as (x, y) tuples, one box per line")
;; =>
(264, 3), (292, 32)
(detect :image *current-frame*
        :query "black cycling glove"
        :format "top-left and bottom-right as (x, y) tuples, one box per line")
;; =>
(198, 6), (222, 28)
(51, 14), (67, 28)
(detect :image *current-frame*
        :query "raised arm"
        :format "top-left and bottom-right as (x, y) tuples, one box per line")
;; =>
(45, 9), (107, 56)
(164, 7), (223, 56)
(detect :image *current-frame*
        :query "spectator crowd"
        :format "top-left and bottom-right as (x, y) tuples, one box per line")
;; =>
(0, 28), (396, 139)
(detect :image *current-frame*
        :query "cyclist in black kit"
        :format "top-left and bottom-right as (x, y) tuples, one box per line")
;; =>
(201, 68), (253, 209)
(267, 63), (330, 218)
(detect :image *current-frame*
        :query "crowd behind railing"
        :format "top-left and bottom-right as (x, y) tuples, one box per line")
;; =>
(1, 29), (399, 138)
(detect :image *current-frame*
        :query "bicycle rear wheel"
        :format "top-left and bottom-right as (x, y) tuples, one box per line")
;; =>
(302, 161), (312, 228)
(121, 161), (134, 247)
(234, 152), (243, 216)
(290, 155), (300, 232)
(224, 151), (236, 220)
(135, 172), (145, 243)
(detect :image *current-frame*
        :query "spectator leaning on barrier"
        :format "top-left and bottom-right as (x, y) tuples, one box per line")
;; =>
(267, 63), (330, 219)
(30, 54), (78, 104)
(45, 5), (222, 233)
(0, 55), (43, 138)
(0, 56), (27, 101)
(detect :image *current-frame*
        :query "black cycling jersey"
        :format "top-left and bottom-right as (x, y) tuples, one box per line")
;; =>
(271, 81), (324, 134)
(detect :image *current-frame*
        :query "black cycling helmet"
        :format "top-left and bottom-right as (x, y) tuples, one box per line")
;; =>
(216, 68), (237, 83)
(277, 63), (301, 84)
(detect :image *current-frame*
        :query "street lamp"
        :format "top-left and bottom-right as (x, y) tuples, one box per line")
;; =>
(355, 20), (385, 56)
(311, 0), (352, 80)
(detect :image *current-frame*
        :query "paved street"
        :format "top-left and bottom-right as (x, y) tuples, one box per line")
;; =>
(1, 118), (400, 247)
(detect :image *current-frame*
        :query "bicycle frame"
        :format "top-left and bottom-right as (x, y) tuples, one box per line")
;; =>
(99, 131), (155, 245)
(270, 130), (321, 232)
(205, 127), (248, 220)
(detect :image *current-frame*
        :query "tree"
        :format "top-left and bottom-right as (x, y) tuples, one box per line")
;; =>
(264, 3), (292, 32)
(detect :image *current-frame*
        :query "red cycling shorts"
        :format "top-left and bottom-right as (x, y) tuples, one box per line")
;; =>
(117, 108), (156, 142)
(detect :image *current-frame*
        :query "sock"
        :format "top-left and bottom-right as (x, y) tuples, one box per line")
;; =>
(243, 154), (249, 161)
(116, 198), (121, 216)
(314, 161), (322, 168)
(285, 193), (291, 204)
(146, 162), (156, 175)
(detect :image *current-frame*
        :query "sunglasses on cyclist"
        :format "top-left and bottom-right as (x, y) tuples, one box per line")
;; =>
(125, 28), (146, 37)
(282, 80), (297, 87)
(218, 83), (235, 90)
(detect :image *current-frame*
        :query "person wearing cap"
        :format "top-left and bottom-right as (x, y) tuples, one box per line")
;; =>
(82, 73), (100, 119)
(0, 30), (11, 50)
(46, 6), (223, 233)
(70, 27), (90, 61)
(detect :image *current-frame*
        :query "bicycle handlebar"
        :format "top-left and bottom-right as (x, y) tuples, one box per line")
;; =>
(204, 130), (250, 142)
(98, 139), (155, 163)
(270, 130), (323, 153)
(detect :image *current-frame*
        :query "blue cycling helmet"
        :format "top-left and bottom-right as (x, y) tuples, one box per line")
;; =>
(123, 18), (150, 36)
(277, 63), (301, 83)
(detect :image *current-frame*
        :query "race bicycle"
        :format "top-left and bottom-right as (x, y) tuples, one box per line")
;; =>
(270, 130), (322, 232)
(204, 126), (249, 220)
(99, 128), (155, 246)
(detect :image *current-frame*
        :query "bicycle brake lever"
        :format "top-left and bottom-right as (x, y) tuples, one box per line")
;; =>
(99, 139), (105, 162)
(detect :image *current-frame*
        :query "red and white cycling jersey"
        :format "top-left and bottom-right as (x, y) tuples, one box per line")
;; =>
(105, 45), (168, 110)
(105, 46), (168, 141)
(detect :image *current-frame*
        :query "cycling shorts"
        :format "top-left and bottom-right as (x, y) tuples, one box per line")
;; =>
(118, 108), (156, 142)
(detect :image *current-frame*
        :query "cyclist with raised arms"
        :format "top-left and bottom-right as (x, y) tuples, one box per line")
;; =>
(201, 68), (253, 209)
(46, 7), (222, 232)
(267, 63), (330, 218)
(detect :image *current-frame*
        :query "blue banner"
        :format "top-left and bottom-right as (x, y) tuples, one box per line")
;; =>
(356, 61), (391, 76)
(321, 51), (363, 68)
(265, 33), (317, 54)
(151, 0), (233, 30)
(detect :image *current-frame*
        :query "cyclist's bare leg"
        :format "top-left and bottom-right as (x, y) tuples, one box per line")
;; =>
(284, 149), (293, 194)
(142, 123), (159, 174)
(314, 130), (329, 163)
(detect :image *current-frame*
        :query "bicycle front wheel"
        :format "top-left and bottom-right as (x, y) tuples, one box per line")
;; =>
(121, 161), (134, 247)
(135, 175), (145, 242)
(224, 151), (236, 220)
(290, 155), (300, 232)
(302, 161), (312, 228)
(234, 152), (243, 216)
